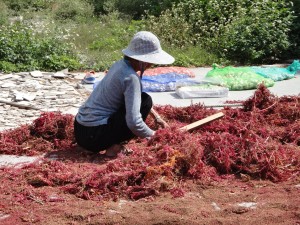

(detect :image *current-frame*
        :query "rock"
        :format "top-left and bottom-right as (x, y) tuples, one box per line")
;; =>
(0, 74), (14, 80)
(14, 92), (24, 101)
(1, 82), (16, 88)
(15, 72), (29, 76)
(60, 68), (69, 74)
(30, 70), (43, 78)
(23, 93), (37, 101)
(75, 83), (84, 89)
(53, 71), (67, 78)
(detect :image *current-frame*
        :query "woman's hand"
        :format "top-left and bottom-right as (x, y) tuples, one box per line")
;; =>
(155, 117), (169, 128)
(150, 108), (169, 128)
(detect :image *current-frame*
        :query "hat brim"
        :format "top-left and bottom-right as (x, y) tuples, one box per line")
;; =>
(122, 48), (175, 65)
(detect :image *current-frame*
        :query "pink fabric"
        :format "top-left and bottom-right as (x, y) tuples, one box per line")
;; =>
(143, 67), (195, 78)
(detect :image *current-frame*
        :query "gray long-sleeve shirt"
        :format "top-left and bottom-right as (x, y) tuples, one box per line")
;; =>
(76, 59), (154, 138)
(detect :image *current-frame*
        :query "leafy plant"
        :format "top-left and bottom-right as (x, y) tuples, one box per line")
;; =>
(0, 0), (298, 71)
(287, 0), (300, 58)
(168, 46), (222, 67)
(0, 61), (18, 72)
(72, 12), (144, 71)
(3, 0), (55, 12)
(0, 23), (81, 72)
(220, 0), (294, 63)
(0, 1), (9, 25)
(146, 0), (295, 64)
(52, 0), (94, 22)
(88, 0), (179, 19)
(145, 9), (193, 49)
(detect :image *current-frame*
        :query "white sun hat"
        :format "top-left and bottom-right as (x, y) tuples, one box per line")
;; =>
(122, 31), (175, 65)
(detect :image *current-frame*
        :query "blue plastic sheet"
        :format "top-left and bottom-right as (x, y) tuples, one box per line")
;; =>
(141, 73), (189, 92)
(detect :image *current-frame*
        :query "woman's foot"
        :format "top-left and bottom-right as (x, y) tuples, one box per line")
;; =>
(105, 144), (133, 157)
(105, 144), (122, 157)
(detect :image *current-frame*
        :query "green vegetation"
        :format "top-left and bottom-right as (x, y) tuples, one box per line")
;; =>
(0, 0), (298, 73)
(0, 23), (80, 72)
(288, 0), (300, 58)
(88, 0), (180, 19)
(147, 0), (295, 64)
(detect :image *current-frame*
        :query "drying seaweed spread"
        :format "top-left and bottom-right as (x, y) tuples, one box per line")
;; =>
(0, 84), (299, 202)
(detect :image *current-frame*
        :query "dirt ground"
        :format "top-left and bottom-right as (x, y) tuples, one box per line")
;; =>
(1, 180), (300, 225)
(1, 153), (299, 225)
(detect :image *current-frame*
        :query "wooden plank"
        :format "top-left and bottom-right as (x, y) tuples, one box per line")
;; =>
(150, 108), (162, 120)
(180, 112), (224, 131)
(150, 108), (169, 128)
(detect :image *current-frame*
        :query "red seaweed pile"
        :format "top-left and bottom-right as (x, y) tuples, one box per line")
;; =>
(0, 85), (299, 202)
(0, 111), (75, 155)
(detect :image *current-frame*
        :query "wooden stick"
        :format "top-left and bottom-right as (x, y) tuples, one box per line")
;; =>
(150, 108), (161, 120)
(150, 108), (169, 128)
(180, 112), (224, 131)
(203, 103), (243, 108)
(28, 195), (44, 205)
(0, 99), (40, 110)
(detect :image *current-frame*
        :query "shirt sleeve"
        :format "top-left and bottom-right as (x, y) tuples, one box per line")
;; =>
(123, 75), (154, 138)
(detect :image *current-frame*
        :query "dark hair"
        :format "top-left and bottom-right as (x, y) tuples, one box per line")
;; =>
(124, 55), (132, 60)
(124, 55), (141, 63)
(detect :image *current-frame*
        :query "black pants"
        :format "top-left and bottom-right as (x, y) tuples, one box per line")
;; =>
(74, 92), (152, 152)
